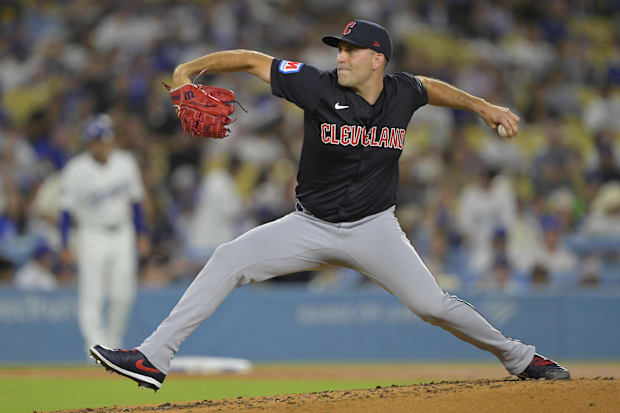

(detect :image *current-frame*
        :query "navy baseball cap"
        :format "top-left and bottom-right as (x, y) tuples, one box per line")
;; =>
(82, 114), (115, 143)
(322, 20), (393, 61)
(32, 241), (53, 259)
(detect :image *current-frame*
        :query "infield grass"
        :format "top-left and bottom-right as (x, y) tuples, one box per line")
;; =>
(0, 369), (419, 413)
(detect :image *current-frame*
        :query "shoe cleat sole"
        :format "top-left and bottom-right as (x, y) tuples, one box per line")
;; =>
(138, 382), (159, 392)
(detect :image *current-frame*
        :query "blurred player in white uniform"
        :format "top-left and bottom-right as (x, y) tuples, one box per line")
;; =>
(60, 114), (149, 352)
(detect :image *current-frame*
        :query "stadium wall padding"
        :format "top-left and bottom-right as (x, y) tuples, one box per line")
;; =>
(0, 286), (618, 363)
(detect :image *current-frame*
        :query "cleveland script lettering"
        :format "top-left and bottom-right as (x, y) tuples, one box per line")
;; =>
(320, 123), (405, 149)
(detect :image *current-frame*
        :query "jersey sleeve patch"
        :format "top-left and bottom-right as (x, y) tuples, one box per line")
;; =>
(278, 60), (304, 74)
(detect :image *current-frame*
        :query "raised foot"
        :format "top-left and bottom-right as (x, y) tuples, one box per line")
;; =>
(89, 344), (165, 391)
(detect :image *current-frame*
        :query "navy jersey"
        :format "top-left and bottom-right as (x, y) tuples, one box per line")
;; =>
(271, 59), (428, 222)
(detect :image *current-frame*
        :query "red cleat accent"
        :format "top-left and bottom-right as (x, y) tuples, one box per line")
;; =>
(136, 359), (161, 373)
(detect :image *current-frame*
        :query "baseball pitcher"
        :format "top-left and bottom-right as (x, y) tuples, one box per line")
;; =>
(90, 21), (569, 390)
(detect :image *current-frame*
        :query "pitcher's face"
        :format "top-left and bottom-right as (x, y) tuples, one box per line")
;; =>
(336, 42), (377, 88)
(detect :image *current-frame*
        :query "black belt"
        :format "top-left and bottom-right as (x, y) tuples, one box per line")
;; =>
(295, 199), (312, 216)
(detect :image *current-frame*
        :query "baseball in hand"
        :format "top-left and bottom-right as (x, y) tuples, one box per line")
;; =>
(497, 124), (510, 137)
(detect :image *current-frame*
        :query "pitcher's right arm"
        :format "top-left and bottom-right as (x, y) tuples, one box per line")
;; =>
(172, 50), (274, 87)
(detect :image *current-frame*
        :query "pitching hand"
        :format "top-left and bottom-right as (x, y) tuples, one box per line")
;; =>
(479, 102), (520, 138)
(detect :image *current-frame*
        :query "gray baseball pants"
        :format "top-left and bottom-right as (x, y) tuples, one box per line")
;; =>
(138, 206), (535, 375)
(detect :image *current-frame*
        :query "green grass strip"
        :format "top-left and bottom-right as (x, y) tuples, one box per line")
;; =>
(0, 377), (418, 413)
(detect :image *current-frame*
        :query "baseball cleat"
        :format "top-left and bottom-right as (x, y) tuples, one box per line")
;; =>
(89, 345), (166, 391)
(517, 353), (570, 380)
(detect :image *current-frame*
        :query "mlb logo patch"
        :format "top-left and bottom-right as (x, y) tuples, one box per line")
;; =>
(279, 60), (304, 74)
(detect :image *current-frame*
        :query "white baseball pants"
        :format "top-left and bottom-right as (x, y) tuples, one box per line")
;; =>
(76, 225), (137, 352)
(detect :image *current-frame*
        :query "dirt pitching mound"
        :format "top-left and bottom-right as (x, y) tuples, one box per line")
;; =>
(61, 377), (617, 413)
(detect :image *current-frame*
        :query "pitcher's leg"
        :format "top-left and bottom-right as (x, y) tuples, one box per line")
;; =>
(138, 213), (332, 373)
(341, 210), (534, 375)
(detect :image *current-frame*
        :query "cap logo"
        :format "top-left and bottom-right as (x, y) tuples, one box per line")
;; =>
(343, 21), (356, 35)
(373, 40), (381, 47)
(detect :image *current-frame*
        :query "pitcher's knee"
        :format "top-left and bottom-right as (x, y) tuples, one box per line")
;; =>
(210, 242), (237, 266)
(202, 242), (252, 286)
(410, 295), (450, 324)
(416, 309), (444, 325)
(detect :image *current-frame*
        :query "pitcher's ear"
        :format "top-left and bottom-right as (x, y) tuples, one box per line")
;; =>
(373, 53), (386, 71)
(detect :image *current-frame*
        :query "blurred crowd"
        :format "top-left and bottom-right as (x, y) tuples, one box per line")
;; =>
(1, 0), (620, 293)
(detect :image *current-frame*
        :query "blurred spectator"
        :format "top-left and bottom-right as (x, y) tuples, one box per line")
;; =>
(477, 254), (525, 294)
(532, 122), (579, 195)
(479, 130), (524, 174)
(586, 131), (620, 187)
(184, 155), (243, 269)
(544, 67), (581, 117)
(583, 83), (620, 135)
(546, 188), (578, 233)
(422, 230), (463, 292)
(0, 257), (13, 285)
(458, 166), (516, 262)
(28, 167), (62, 250)
(162, 164), (200, 281)
(529, 264), (551, 290)
(14, 242), (57, 290)
(583, 183), (620, 236)
(529, 215), (578, 280)
(252, 158), (297, 224)
(579, 255), (603, 288)
(470, 227), (513, 278)
(0, 196), (44, 268)
(1, 0), (620, 292)
(507, 195), (544, 274)
(0, 123), (39, 191)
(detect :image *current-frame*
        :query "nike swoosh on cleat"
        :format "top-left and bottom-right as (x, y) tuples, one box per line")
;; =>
(136, 359), (160, 373)
(334, 102), (349, 110)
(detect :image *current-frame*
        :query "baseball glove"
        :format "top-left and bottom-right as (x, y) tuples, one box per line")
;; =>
(164, 83), (236, 139)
